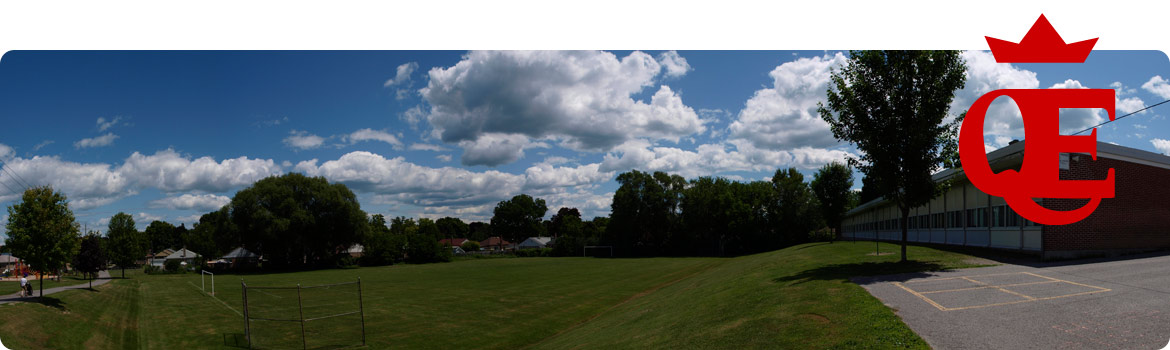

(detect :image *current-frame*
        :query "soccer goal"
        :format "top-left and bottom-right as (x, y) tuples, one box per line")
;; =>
(201, 270), (215, 296)
(242, 278), (366, 349)
(583, 245), (614, 258)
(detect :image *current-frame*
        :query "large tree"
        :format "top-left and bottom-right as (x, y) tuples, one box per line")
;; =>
(106, 212), (144, 278)
(362, 214), (402, 266)
(144, 220), (176, 253)
(772, 168), (821, 246)
(607, 170), (685, 256)
(191, 208), (237, 259)
(818, 50), (967, 262)
(491, 194), (548, 247)
(5, 186), (82, 297)
(230, 173), (369, 268)
(73, 232), (106, 289)
(811, 161), (856, 237)
(548, 207), (582, 239)
(435, 217), (469, 241)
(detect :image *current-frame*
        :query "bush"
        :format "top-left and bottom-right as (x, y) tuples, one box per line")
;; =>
(164, 259), (184, 273)
(143, 265), (161, 274)
(808, 227), (836, 242)
(460, 240), (480, 252)
(514, 248), (553, 257)
(405, 234), (451, 263)
(334, 254), (359, 269)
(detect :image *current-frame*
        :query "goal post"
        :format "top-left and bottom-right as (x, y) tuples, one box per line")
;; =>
(583, 245), (614, 258)
(242, 278), (366, 349)
(201, 270), (215, 296)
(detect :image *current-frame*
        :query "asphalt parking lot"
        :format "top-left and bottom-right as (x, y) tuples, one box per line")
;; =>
(854, 253), (1170, 349)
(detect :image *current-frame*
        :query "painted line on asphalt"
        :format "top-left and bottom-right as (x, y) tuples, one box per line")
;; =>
(894, 272), (1112, 311)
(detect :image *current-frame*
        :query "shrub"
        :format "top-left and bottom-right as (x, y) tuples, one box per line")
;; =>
(514, 248), (553, 257)
(808, 227), (836, 242)
(143, 265), (160, 274)
(164, 259), (184, 273)
(460, 240), (480, 252)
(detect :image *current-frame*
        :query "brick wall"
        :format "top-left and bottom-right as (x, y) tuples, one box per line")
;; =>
(1043, 155), (1170, 256)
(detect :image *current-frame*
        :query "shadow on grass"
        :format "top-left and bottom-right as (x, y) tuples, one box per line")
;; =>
(33, 296), (66, 310)
(774, 261), (952, 286)
(222, 333), (248, 348)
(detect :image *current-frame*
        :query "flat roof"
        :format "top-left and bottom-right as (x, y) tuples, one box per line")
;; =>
(845, 141), (1170, 216)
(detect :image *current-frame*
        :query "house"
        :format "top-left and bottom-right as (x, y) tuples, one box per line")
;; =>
(518, 237), (554, 249)
(220, 247), (259, 269)
(0, 254), (19, 275)
(346, 244), (364, 258)
(438, 238), (472, 247)
(164, 248), (200, 266)
(842, 141), (1170, 259)
(479, 237), (515, 251)
(150, 249), (175, 267)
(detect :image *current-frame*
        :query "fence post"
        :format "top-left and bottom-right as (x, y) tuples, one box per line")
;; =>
(242, 281), (251, 349)
(298, 284), (307, 350)
(358, 277), (366, 346)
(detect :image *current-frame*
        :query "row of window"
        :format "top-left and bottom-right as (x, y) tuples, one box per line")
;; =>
(845, 205), (1039, 232)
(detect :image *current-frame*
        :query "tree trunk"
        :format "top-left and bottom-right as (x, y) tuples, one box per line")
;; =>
(900, 206), (910, 263)
(38, 276), (43, 298)
(122, 267), (125, 279)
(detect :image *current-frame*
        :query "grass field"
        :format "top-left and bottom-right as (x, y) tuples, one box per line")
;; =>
(0, 242), (991, 349)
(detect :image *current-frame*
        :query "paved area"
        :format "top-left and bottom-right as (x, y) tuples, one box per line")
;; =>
(855, 254), (1170, 349)
(0, 270), (112, 305)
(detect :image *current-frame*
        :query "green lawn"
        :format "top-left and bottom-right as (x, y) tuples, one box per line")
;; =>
(0, 242), (991, 349)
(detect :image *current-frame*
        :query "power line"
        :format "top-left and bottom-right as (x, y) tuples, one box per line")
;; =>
(0, 160), (32, 190)
(1071, 99), (1170, 136)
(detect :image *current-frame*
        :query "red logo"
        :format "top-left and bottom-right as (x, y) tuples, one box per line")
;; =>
(959, 14), (1115, 225)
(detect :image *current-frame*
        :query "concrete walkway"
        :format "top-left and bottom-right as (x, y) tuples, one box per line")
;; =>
(0, 270), (112, 305)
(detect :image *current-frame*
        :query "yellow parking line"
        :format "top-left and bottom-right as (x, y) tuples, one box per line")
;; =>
(893, 282), (950, 311)
(893, 272), (1113, 311)
(919, 280), (1061, 294)
(902, 271), (1029, 284)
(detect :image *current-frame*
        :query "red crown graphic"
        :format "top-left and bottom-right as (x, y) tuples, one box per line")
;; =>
(985, 14), (1097, 63)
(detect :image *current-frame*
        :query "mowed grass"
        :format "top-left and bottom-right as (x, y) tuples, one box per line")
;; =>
(0, 242), (990, 349)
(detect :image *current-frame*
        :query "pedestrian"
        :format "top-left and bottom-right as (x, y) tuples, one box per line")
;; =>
(19, 274), (28, 297)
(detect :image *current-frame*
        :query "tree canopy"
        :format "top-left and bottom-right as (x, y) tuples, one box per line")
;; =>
(106, 212), (144, 278)
(810, 161), (856, 235)
(491, 194), (548, 245)
(5, 186), (82, 295)
(818, 50), (967, 262)
(73, 232), (106, 288)
(229, 173), (369, 268)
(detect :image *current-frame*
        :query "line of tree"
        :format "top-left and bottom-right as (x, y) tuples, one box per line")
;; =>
(600, 166), (856, 257)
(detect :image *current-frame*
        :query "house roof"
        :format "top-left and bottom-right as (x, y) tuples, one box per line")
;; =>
(518, 237), (553, 246)
(165, 248), (200, 260)
(221, 247), (259, 259)
(480, 237), (513, 246)
(0, 255), (18, 264)
(844, 140), (1170, 216)
(439, 238), (470, 246)
(154, 249), (175, 258)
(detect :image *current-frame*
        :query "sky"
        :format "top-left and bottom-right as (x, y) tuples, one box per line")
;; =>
(0, 50), (1168, 236)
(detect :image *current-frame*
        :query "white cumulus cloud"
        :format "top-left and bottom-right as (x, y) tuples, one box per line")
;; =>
(148, 194), (231, 211)
(421, 50), (704, 163)
(1153, 139), (1170, 155)
(74, 133), (119, 149)
(283, 130), (325, 150)
(657, 50), (692, 79)
(729, 52), (848, 151)
(346, 128), (404, 149)
(1142, 76), (1170, 99)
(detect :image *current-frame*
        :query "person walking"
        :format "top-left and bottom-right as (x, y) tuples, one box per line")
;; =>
(19, 274), (28, 297)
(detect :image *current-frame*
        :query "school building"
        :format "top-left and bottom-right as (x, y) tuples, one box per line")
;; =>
(841, 140), (1170, 259)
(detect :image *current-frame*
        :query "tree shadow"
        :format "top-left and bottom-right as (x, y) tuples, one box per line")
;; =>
(773, 260), (952, 286)
(222, 333), (248, 348)
(32, 296), (66, 311)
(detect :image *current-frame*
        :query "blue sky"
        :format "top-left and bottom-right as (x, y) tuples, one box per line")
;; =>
(1, 50), (1168, 236)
